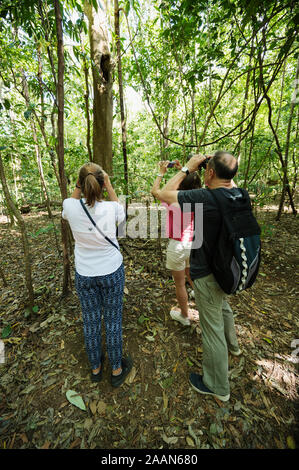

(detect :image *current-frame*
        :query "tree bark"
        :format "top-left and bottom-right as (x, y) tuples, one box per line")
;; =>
(235, 39), (254, 160)
(0, 152), (34, 308)
(85, 0), (114, 173)
(54, 0), (71, 296)
(291, 113), (298, 198)
(258, 51), (297, 219)
(114, 0), (128, 195)
(80, 34), (93, 161)
(243, 114), (256, 189)
(277, 56), (299, 217)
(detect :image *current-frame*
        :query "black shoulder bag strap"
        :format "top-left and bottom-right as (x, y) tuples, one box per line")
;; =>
(79, 199), (120, 251)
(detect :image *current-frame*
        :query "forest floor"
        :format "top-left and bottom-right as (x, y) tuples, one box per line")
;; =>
(0, 205), (298, 450)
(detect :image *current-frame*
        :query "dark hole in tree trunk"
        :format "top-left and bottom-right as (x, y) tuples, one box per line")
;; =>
(101, 54), (110, 82)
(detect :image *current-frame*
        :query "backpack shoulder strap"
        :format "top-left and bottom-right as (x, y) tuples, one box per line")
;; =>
(79, 199), (120, 251)
(208, 187), (250, 210)
(208, 188), (222, 210)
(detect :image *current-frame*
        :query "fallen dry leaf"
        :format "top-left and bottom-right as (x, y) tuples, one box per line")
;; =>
(97, 400), (107, 415)
(90, 401), (98, 415)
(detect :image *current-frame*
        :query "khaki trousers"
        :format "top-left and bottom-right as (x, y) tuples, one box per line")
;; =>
(193, 273), (240, 396)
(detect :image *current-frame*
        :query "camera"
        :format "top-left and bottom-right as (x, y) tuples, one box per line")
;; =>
(167, 161), (176, 168)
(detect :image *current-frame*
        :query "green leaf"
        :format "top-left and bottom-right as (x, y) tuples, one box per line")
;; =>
(32, 305), (39, 313)
(263, 337), (273, 344)
(66, 390), (86, 411)
(3, 99), (10, 110)
(92, 0), (99, 12)
(138, 314), (149, 325)
(186, 358), (194, 366)
(161, 377), (174, 389)
(24, 308), (31, 318)
(24, 109), (32, 120)
(1, 325), (12, 339)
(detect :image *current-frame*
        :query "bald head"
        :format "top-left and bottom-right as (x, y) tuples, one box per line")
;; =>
(208, 150), (238, 180)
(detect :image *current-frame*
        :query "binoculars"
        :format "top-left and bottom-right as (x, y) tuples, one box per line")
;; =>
(187, 154), (212, 170)
(167, 155), (212, 170)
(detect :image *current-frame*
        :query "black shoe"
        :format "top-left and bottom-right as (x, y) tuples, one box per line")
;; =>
(189, 373), (230, 402)
(90, 353), (105, 383)
(111, 356), (133, 388)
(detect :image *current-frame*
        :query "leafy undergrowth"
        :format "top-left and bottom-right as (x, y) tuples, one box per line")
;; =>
(0, 207), (298, 450)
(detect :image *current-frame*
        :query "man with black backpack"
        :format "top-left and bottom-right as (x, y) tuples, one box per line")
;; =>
(156, 151), (261, 402)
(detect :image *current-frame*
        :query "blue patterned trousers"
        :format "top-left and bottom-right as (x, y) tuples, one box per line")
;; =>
(75, 264), (125, 371)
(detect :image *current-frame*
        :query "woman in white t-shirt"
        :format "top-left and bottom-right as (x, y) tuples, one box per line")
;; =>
(62, 162), (132, 387)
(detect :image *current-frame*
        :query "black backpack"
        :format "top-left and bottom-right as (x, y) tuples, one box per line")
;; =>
(208, 188), (261, 295)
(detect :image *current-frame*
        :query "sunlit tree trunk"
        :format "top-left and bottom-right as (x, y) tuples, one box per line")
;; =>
(114, 0), (128, 195)
(80, 34), (92, 161)
(85, 0), (114, 173)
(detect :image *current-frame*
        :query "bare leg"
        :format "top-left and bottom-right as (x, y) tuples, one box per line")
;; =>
(172, 269), (189, 318)
(185, 267), (194, 289)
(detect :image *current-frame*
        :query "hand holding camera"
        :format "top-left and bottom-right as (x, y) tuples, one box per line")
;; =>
(167, 160), (182, 170)
(158, 160), (170, 176)
(158, 159), (182, 175)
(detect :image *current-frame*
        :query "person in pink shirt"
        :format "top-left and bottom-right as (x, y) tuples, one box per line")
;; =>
(151, 160), (201, 326)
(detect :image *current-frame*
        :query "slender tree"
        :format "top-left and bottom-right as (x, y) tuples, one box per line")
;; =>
(80, 33), (93, 161)
(0, 152), (34, 309)
(54, 0), (71, 295)
(114, 0), (128, 195)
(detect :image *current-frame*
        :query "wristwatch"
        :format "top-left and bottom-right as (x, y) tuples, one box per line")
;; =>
(181, 166), (190, 176)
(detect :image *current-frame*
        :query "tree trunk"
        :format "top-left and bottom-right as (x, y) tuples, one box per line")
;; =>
(114, 0), (128, 196)
(258, 51), (297, 219)
(191, 90), (198, 148)
(54, 0), (71, 296)
(276, 56), (299, 219)
(21, 68), (61, 255)
(85, 0), (114, 173)
(80, 33), (93, 161)
(243, 114), (256, 189)
(0, 152), (34, 309)
(235, 39), (254, 160)
(291, 113), (298, 198)
(163, 114), (169, 156)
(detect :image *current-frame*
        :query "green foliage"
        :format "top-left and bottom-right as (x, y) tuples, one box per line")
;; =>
(29, 224), (58, 239)
(1, 325), (12, 339)
(0, 0), (297, 211)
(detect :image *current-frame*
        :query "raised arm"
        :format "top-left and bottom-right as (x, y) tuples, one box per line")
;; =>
(151, 160), (169, 199)
(102, 171), (119, 202)
(156, 155), (206, 205)
(70, 170), (119, 202)
(70, 179), (82, 199)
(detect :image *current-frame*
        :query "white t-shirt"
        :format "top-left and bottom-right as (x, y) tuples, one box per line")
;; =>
(62, 198), (125, 277)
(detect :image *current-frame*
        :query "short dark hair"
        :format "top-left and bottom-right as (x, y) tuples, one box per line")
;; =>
(179, 172), (201, 190)
(208, 151), (238, 180)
